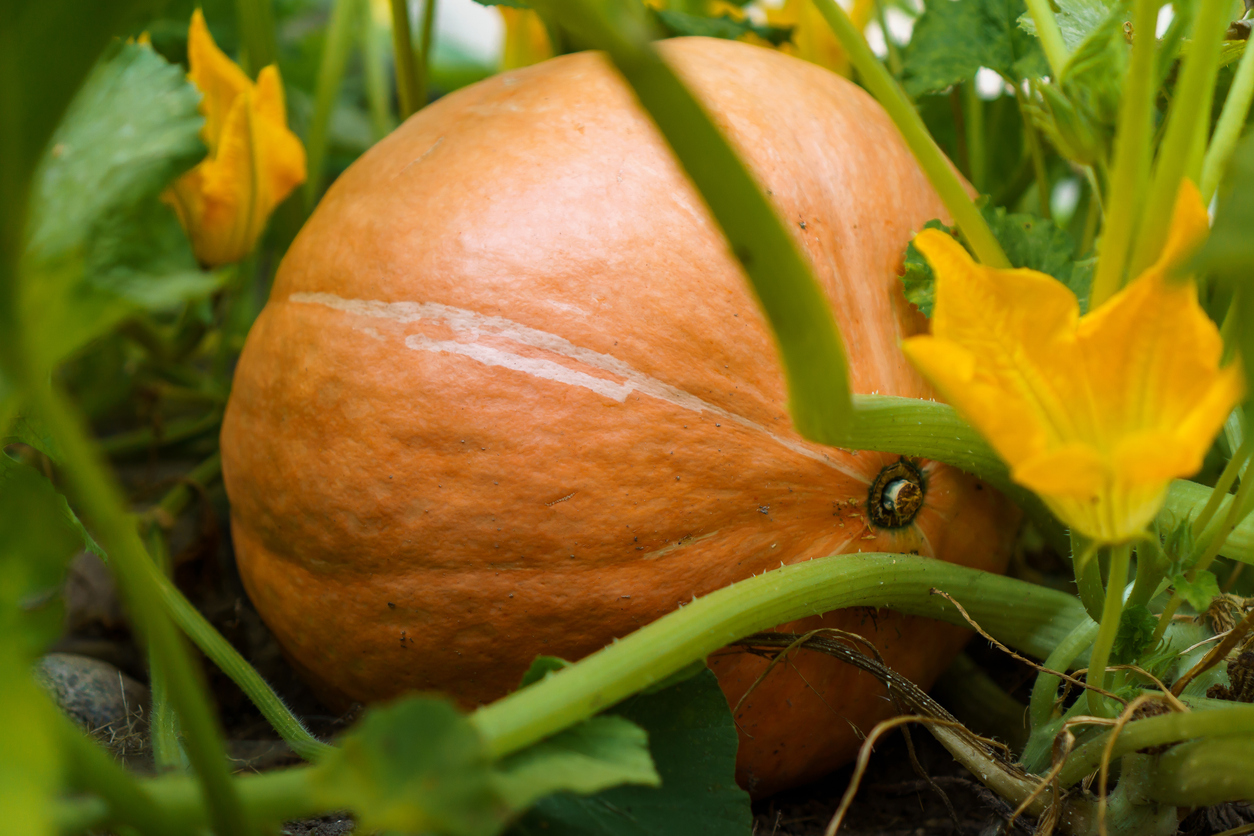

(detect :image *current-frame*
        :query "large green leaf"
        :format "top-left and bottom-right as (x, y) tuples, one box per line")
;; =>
(315, 691), (661, 836)
(530, 0), (854, 442)
(22, 41), (214, 368)
(509, 667), (752, 836)
(902, 0), (1050, 96)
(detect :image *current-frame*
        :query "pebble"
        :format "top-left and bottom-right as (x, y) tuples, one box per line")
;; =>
(34, 652), (150, 743)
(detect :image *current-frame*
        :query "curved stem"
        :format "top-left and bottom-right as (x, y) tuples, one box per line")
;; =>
(1060, 704), (1254, 787)
(471, 553), (1086, 758)
(1029, 618), (1099, 731)
(25, 381), (254, 836)
(1024, 0), (1070, 77)
(1202, 34), (1254, 203)
(1089, 0), (1160, 307)
(1086, 543), (1131, 716)
(809, 0), (1010, 268)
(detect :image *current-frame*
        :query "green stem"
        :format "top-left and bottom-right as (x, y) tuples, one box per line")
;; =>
(932, 652), (1029, 751)
(1017, 87), (1052, 220)
(529, 0), (858, 437)
(96, 409), (222, 458)
(809, 0), (1010, 268)
(390, 0), (420, 119)
(1193, 433), (1251, 539)
(305, 0), (362, 208)
(471, 553), (1087, 758)
(1086, 542), (1131, 716)
(1201, 32), (1254, 202)
(145, 526), (186, 774)
(1163, 478), (1254, 565)
(1089, 0), (1159, 307)
(1060, 704), (1254, 787)
(964, 81), (986, 193)
(1023, 0), (1070, 78)
(59, 717), (181, 836)
(1128, 531), (1169, 609)
(146, 452), (222, 527)
(149, 567), (332, 762)
(234, 0), (279, 76)
(415, 0), (437, 108)
(1129, 0), (1229, 276)
(871, 0), (902, 76)
(1149, 735), (1254, 806)
(23, 381), (254, 836)
(1074, 534), (1106, 621)
(1028, 618), (1099, 731)
(361, 0), (394, 140)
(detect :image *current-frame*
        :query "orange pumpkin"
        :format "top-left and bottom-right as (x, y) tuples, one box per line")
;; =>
(221, 37), (1018, 796)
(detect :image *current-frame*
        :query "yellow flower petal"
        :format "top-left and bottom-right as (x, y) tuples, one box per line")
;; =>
(163, 11), (306, 267)
(187, 9), (251, 156)
(904, 181), (1242, 544)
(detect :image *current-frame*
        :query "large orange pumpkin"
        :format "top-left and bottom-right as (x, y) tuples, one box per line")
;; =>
(221, 37), (1019, 795)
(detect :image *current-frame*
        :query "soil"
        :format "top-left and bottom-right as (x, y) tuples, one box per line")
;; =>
(50, 463), (1254, 836)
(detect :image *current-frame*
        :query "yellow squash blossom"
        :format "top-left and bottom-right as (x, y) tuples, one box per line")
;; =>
(164, 10), (306, 267)
(902, 180), (1243, 544)
(499, 7), (552, 71)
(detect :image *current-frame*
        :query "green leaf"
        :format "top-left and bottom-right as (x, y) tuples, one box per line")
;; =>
(652, 9), (794, 46)
(1112, 604), (1157, 664)
(509, 667), (752, 836)
(495, 716), (659, 810)
(2, 414), (60, 462)
(313, 697), (510, 836)
(901, 206), (1088, 317)
(902, 0), (1050, 97)
(22, 42), (211, 367)
(519, 656), (572, 689)
(1171, 569), (1221, 613)
(902, 219), (951, 317)
(1017, 0), (1123, 52)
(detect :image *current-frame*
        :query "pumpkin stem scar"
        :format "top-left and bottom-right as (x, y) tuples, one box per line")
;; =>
(868, 458), (926, 529)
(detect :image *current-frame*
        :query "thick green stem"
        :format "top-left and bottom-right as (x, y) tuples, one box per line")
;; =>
(1086, 543), (1131, 716)
(1130, 0), (1229, 276)
(1060, 704), (1254, 786)
(809, 0), (1009, 268)
(1074, 534), (1105, 621)
(471, 554), (1086, 758)
(871, 0), (902, 76)
(415, 0), (437, 108)
(305, 0), (362, 207)
(1149, 735), (1254, 806)
(389, 0), (420, 119)
(932, 653), (1029, 751)
(1163, 479), (1254, 565)
(1089, 0), (1160, 307)
(1028, 618), (1099, 731)
(1202, 34), (1254, 202)
(23, 381), (253, 836)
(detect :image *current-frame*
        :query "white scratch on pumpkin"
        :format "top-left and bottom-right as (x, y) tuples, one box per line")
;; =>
(289, 291), (870, 484)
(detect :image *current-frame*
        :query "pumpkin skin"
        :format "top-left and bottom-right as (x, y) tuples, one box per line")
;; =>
(221, 37), (1019, 796)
